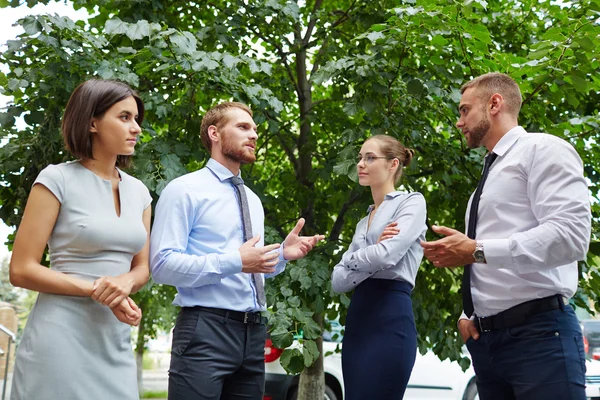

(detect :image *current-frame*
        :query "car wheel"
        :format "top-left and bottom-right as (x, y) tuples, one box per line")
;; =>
(464, 380), (478, 400)
(287, 385), (338, 400)
(324, 385), (338, 400)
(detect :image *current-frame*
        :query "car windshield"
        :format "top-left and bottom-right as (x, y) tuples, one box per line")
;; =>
(323, 320), (343, 343)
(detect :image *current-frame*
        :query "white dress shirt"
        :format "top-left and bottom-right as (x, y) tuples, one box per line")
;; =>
(466, 126), (591, 318)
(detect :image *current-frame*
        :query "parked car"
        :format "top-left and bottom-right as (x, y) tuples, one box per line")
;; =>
(264, 321), (478, 400)
(264, 321), (600, 400)
(582, 319), (600, 360)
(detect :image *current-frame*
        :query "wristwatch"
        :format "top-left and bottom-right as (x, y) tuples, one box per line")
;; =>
(472, 241), (486, 264)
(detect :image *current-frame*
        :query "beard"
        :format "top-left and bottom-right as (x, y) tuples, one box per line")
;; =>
(467, 114), (490, 149)
(221, 135), (256, 164)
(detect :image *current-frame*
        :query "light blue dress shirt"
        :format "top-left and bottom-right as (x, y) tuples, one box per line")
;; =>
(150, 158), (287, 312)
(331, 192), (427, 293)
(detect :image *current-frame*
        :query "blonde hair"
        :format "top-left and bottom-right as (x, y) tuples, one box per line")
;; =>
(366, 135), (414, 184)
(460, 72), (522, 117)
(200, 102), (253, 150)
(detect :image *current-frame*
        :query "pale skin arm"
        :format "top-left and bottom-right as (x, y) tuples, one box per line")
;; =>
(9, 184), (96, 296)
(10, 184), (141, 325)
(91, 206), (152, 308)
(421, 225), (480, 342)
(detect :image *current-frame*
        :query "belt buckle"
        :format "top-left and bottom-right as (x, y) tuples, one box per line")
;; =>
(477, 317), (492, 333)
(243, 312), (249, 324)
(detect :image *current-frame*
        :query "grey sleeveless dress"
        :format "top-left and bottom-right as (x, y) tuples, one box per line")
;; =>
(11, 161), (151, 400)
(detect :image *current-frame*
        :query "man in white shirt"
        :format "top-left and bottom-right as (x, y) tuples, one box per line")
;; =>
(421, 72), (591, 400)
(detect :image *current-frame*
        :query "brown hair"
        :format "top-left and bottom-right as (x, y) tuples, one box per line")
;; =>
(200, 102), (253, 151)
(460, 72), (522, 117)
(62, 79), (144, 169)
(367, 135), (414, 184)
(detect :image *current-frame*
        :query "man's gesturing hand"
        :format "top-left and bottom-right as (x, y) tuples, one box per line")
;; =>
(239, 235), (280, 274)
(420, 225), (476, 268)
(283, 218), (325, 261)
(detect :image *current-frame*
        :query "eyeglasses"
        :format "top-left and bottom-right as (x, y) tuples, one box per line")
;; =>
(357, 155), (392, 165)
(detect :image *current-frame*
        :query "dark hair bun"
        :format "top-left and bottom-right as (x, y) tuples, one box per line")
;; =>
(403, 148), (415, 167)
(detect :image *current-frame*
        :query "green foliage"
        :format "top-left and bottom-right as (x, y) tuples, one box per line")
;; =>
(0, 256), (18, 304)
(141, 390), (168, 399)
(0, 2), (599, 391)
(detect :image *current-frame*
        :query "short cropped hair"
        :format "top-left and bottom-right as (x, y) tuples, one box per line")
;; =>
(62, 79), (144, 168)
(460, 72), (522, 117)
(200, 102), (253, 151)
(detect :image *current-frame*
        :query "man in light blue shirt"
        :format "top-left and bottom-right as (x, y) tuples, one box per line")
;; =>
(150, 101), (323, 400)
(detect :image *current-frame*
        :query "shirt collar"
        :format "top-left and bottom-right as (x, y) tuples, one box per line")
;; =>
(206, 158), (241, 182)
(367, 191), (405, 212)
(491, 126), (526, 157)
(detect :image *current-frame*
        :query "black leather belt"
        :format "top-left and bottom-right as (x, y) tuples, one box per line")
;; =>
(186, 306), (267, 325)
(476, 295), (568, 333)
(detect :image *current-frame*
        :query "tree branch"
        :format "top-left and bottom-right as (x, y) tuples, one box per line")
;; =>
(303, 0), (324, 46)
(329, 188), (362, 242)
(456, 6), (475, 77)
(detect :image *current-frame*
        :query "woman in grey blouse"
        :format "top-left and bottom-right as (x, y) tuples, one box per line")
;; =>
(9, 80), (151, 400)
(332, 135), (427, 400)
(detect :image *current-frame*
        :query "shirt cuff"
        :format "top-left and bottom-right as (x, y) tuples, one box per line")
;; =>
(480, 238), (512, 269)
(222, 251), (243, 275)
(278, 243), (288, 262)
(457, 312), (475, 328)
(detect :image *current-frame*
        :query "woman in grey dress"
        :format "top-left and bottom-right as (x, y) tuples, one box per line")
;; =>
(9, 79), (152, 400)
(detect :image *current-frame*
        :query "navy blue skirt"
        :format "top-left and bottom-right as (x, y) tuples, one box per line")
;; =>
(342, 279), (417, 400)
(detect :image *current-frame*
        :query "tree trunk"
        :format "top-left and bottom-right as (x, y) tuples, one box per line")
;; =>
(297, 313), (325, 400)
(297, 335), (325, 400)
(135, 317), (146, 395)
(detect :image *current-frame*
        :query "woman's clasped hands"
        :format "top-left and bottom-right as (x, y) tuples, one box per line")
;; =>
(92, 275), (141, 326)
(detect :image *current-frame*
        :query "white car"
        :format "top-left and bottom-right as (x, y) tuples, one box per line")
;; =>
(264, 322), (477, 400)
(264, 324), (600, 400)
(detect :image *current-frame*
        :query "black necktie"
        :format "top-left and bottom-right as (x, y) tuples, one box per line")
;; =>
(462, 152), (498, 318)
(230, 176), (266, 306)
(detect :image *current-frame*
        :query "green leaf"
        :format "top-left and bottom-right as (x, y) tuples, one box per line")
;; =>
(24, 111), (44, 125)
(260, 62), (272, 76)
(126, 20), (151, 41)
(117, 47), (137, 54)
(366, 31), (385, 43)
(569, 75), (588, 92)
(407, 79), (424, 95)
(105, 18), (128, 35)
(171, 31), (197, 54)
(431, 35), (448, 47)
(22, 16), (42, 35)
(222, 54), (239, 69)
(160, 153), (185, 182)
(332, 160), (354, 176)
(303, 340), (319, 367)
(271, 331), (294, 349)
(280, 348), (304, 374)
(576, 37), (595, 52)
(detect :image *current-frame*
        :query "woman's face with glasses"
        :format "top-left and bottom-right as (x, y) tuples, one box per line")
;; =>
(357, 139), (397, 188)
